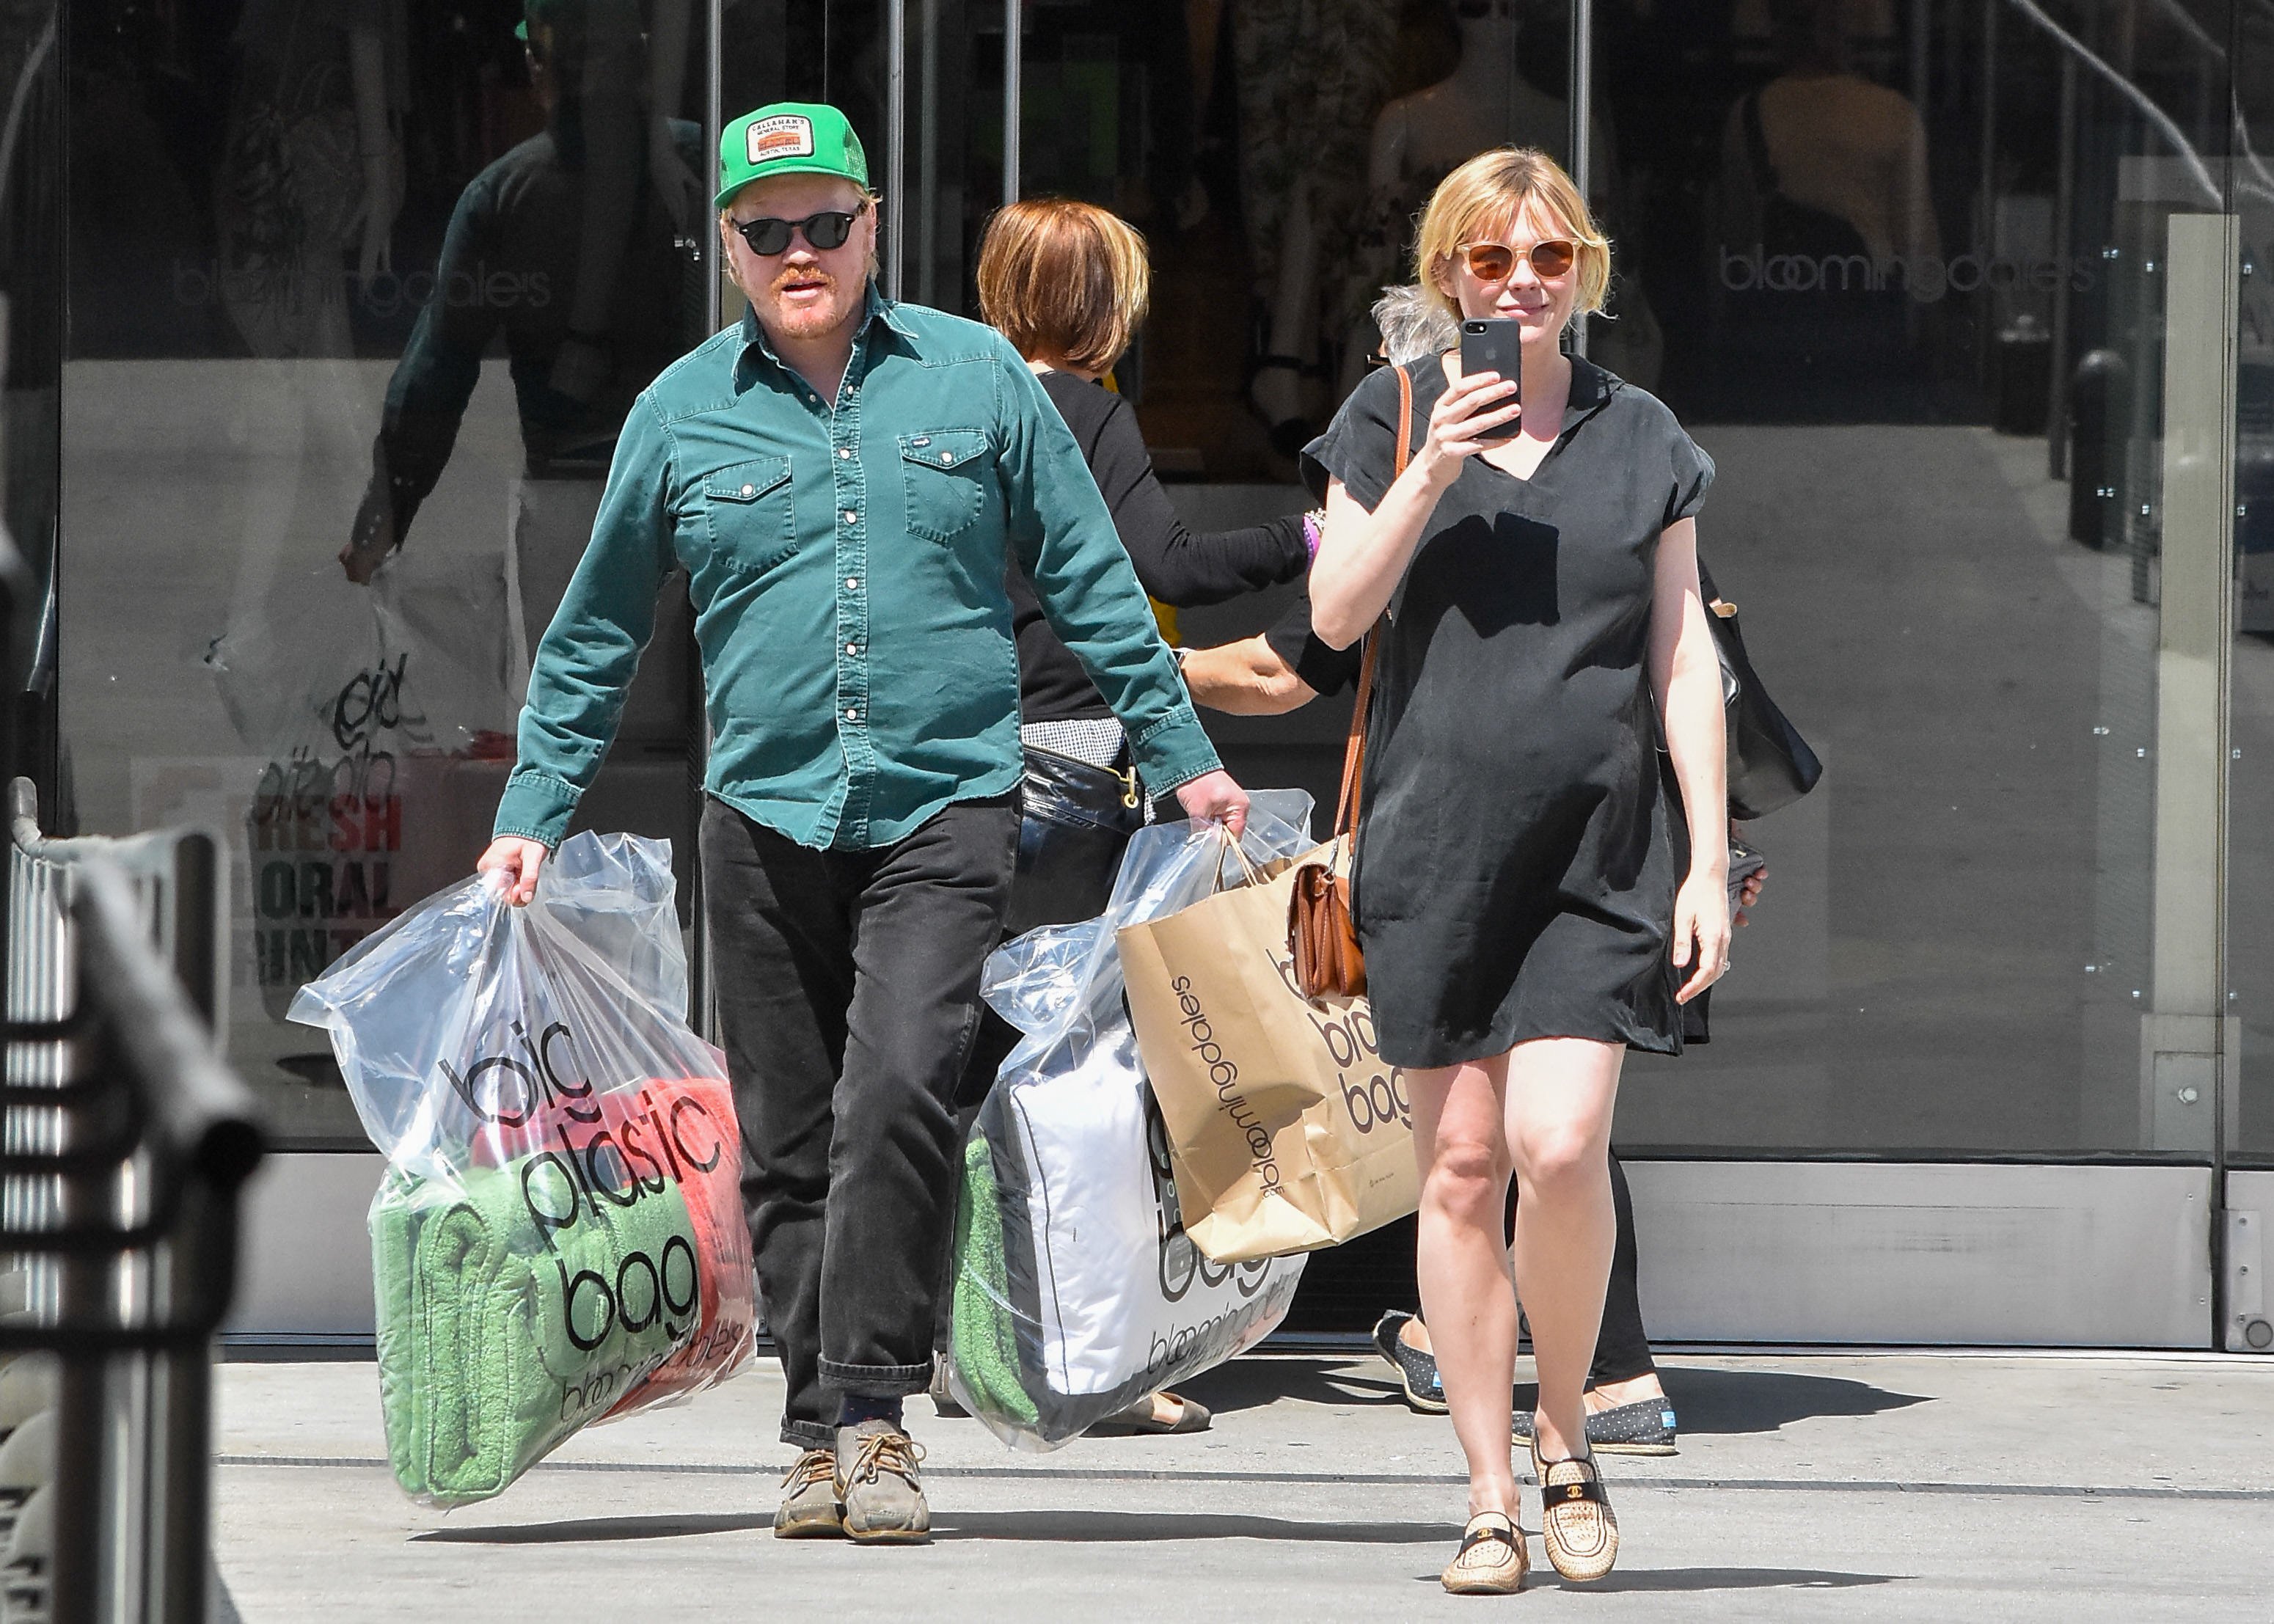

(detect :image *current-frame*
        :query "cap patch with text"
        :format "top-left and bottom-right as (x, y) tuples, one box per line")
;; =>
(748, 114), (816, 165)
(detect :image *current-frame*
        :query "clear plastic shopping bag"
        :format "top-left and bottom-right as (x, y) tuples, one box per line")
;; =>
(944, 791), (1316, 1451)
(290, 833), (754, 1506)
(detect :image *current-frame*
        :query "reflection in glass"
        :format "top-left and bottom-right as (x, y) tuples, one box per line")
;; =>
(1593, 0), (2237, 1155)
(65, 1), (708, 1144)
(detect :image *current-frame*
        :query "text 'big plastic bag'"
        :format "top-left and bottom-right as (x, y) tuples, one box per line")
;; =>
(290, 833), (754, 1507)
(944, 791), (1316, 1452)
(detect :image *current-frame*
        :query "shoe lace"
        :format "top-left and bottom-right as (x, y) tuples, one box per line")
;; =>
(844, 1430), (926, 1488)
(784, 1447), (836, 1493)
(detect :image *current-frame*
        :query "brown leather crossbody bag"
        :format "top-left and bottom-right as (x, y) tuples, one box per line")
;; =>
(1287, 363), (1414, 1000)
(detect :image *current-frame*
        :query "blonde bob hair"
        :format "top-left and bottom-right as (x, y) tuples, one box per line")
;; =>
(976, 199), (1150, 374)
(1413, 147), (1610, 328)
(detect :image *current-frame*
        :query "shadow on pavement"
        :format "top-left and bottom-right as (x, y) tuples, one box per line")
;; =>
(1644, 1368), (1931, 1435)
(1403, 1568), (1904, 1592)
(415, 1513), (773, 1544)
(1178, 1358), (1409, 1415)
(414, 1509), (1445, 1546)
(1177, 1358), (1931, 1436)
(1564, 1566), (1904, 1592)
(1504, 1369), (1929, 1435)
(932, 1510), (1444, 1543)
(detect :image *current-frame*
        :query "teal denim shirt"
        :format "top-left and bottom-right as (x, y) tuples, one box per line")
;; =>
(494, 288), (1221, 851)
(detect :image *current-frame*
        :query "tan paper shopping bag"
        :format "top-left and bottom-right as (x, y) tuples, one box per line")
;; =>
(1119, 838), (1419, 1263)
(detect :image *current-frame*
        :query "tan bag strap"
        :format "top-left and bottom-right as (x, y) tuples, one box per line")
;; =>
(1331, 363), (1412, 839)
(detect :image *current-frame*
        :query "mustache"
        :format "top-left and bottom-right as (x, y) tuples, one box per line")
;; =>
(770, 266), (836, 294)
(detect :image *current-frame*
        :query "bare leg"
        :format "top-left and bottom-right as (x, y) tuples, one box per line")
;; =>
(1589, 1372), (1666, 1410)
(1408, 1052), (1519, 1519)
(1503, 1037), (1622, 1466)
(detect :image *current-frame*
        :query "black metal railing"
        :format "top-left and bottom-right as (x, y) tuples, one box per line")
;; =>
(4, 780), (263, 1624)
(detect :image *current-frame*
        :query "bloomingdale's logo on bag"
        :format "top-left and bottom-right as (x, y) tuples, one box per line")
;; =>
(1169, 974), (1284, 1189)
(1271, 954), (1411, 1136)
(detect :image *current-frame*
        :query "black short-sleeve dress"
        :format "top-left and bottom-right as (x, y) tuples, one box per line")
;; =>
(1301, 355), (1714, 1069)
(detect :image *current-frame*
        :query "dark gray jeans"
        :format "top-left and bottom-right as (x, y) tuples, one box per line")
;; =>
(701, 794), (1018, 1448)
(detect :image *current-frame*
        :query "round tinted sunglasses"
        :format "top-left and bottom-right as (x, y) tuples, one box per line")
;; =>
(1460, 238), (1579, 281)
(728, 204), (866, 257)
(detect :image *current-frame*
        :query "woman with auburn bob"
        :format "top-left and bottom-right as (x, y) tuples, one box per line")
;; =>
(1304, 148), (1729, 1595)
(930, 197), (1310, 1437)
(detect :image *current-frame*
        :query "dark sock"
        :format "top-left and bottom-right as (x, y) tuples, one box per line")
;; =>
(837, 1392), (904, 1430)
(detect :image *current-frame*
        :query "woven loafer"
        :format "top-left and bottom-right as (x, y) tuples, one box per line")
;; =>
(1441, 1511), (1528, 1595)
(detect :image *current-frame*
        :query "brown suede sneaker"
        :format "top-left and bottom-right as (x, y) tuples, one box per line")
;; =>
(772, 1446), (843, 1539)
(834, 1419), (930, 1544)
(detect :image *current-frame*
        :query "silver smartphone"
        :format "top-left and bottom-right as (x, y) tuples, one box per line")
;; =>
(1458, 318), (1522, 446)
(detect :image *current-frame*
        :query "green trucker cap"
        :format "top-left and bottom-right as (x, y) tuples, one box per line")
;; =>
(715, 102), (869, 208)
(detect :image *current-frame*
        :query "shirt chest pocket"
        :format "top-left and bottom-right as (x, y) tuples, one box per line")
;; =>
(699, 456), (797, 576)
(899, 428), (992, 544)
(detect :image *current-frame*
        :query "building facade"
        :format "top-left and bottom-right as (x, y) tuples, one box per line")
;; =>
(7, 0), (2271, 1348)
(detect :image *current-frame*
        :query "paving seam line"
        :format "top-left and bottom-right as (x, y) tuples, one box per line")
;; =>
(211, 1457), (2274, 1500)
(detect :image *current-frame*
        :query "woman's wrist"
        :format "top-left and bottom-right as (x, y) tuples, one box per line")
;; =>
(1411, 440), (1460, 493)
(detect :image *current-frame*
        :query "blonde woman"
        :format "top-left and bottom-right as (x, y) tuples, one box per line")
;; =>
(1304, 149), (1729, 1594)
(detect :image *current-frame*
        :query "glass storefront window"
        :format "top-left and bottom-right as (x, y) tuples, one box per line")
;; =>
(967, 0), (2251, 1161)
(1, 3), (59, 776)
(44, 0), (2259, 1183)
(65, 0), (712, 1145)
(1592, 0), (2239, 1157)
(2231, 7), (2274, 1166)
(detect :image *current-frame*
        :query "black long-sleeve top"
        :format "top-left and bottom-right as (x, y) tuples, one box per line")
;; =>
(1012, 370), (1310, 723)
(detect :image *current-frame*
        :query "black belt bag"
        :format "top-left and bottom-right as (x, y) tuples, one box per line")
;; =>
(1006, 742), (1146, 938)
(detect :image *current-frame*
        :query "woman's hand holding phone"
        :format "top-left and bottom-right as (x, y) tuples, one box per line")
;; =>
(1418, 370), (1521, 486)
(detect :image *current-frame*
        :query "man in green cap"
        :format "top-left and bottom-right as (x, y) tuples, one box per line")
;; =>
(478, 102), (1247, 1543)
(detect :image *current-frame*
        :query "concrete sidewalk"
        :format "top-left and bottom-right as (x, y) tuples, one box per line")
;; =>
(213, 1350), (2274, 1621)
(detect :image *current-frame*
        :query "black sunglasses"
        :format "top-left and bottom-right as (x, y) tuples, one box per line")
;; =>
(727, 205), (866, 256)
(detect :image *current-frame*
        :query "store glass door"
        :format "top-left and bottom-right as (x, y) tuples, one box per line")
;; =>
(1582, 0), (2240, 1345)
(937, 0), (2242, 1342)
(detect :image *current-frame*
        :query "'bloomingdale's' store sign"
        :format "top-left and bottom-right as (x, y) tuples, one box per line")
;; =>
(1719, 244), (2099, 299)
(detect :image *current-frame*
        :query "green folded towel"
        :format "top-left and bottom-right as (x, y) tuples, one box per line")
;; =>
(372, 1155), (698, 1506)
(947, 1130), (1040, 1433)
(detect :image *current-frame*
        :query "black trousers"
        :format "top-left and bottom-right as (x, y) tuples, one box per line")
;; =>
(701, 794), (1019, 1448)
(1592, 1152), (1655, 1388)
(1506, 1150), (1655, 1388)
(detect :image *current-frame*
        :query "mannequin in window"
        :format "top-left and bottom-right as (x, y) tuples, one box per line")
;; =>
(218, 0), (409, 358)
(1330, 0), (1657, 403)
(1236, 0), (1398, 457)
(1717, 0), (1938, 274)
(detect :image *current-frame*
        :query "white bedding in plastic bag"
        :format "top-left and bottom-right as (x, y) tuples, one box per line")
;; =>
(943, 791), (1317, 1450)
